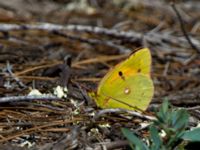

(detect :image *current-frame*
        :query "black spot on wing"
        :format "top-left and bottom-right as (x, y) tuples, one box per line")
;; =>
(118, 71), (125, 80)
(118, 71), (123, 77)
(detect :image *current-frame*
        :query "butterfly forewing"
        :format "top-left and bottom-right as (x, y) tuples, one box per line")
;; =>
(98, 48), (152, 87)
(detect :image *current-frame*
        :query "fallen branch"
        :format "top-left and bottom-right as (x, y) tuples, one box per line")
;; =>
(94, 108), (155, 121)
(0, 95), (61, 103)
(0, 23), (199, 53)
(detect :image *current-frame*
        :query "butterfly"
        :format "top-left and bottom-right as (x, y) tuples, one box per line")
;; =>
(90, 48), (154, 111)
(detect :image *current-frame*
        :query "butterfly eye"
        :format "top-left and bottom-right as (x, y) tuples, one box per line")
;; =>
(137, 68), (141, 73)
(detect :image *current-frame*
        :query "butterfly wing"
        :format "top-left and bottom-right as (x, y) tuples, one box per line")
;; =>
(98, 48), (152, 87)
(95, 48), (153, 111)
(96, 74), (153, 110)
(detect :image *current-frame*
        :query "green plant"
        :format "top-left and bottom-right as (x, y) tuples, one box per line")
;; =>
(122, 100), (200, 150)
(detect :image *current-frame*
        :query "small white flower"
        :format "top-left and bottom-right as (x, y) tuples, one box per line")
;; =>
(28, 89), (42, 96)
(70, 99), (78, 108)
(53, 86), (68, 98)
(160, 130), (166, 137)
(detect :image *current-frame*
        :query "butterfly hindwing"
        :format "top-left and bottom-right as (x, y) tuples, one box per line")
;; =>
(97, 74), (153, 111)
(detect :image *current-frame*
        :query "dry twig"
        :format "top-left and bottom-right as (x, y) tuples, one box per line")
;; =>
(95, 108), (156, 121)
(0, 95), (61, 103)
(0, 23), (199, 53)
(171, 3), (200, 53)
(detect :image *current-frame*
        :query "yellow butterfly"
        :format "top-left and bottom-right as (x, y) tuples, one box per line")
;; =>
(90, 48), (154, 111)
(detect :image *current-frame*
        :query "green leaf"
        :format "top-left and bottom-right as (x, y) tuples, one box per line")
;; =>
(181, 128), (200, 142)
(121, 128), (149, 150)
(166, 131), (185, 147)
(156, 100), (169, 124)
(171, 109), (189, 130)
(162, 100), (169, 114)
(149, 125), (162, 150)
